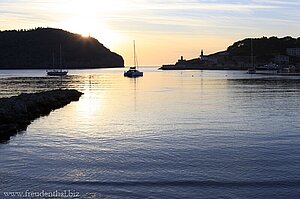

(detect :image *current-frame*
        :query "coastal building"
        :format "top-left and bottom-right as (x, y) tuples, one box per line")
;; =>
(274, 55), (289, 65)
(199, 49), (209, 61)
(176, 56), (187, 65)
(200, 50), (204, 58)
(287, 48), (300, 57)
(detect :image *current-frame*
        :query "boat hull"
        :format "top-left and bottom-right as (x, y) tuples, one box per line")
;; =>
(47, 71), (68, 76)
(247, 68), (256, 74)
(124, 70), (143, 78)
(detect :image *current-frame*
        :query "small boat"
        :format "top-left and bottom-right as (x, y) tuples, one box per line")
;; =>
(256, 63), (280, 70)
(124, 40), (143, 78)
(247, 68), (256, 74)
(47, 45), (68, 76)
(247, 38), (256, 74)
(124, 66), (143, 77)
(46, 70), (68, 76)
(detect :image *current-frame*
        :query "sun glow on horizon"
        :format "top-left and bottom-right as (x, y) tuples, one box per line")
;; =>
(1, 0), (299, 65)
(57, 0), (125, 47)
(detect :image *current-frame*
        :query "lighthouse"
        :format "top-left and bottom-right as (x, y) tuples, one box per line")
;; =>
(200, 49), (208, 61)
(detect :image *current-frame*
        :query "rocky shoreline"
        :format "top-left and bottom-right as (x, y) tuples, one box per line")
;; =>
(0, 89), (83, 142)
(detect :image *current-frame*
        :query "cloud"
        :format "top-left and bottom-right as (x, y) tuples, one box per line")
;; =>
(100, 0), (299, 36)
(124, 0), (280, 12)
(0, 0), (299, 65)
(0, 0), (299, 39)
(252, 0), (300, 6)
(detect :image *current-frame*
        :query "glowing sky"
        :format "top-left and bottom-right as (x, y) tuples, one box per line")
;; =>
(1, 0), (299, 66)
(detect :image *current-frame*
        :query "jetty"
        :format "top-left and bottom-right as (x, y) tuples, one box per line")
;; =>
(0, 89), (83, 142)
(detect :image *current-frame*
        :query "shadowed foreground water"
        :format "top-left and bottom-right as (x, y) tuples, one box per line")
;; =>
(0, 68), (300, 198)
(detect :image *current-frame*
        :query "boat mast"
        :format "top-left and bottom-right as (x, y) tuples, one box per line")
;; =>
(52, 51), (55, 69)
(60, 44), (62, 72)
(251, 38), (254, 69)
(133, 40), (138, 69)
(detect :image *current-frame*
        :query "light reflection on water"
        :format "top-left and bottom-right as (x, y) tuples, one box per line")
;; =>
(0, 68), (300, 198)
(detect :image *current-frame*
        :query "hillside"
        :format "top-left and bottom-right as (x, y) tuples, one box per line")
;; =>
(161, 36), (300, 70)
(0, 28), (124, 69)
(227, 36), (300, 63)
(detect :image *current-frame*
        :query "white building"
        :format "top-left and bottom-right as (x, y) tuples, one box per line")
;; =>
(287, 48), (300, 57)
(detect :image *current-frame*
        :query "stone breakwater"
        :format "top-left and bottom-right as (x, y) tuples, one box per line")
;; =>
(0, 89), (83, 142)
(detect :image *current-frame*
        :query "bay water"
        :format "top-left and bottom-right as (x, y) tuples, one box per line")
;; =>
(0, 68), (300, 198)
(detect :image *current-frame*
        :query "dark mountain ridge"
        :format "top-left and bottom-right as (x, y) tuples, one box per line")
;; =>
(227, 36), (300, 63)
(0, 28), (124, 69)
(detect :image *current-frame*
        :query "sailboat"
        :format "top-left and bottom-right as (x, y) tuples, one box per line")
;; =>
(124, 40), (143, 78)
(247, 38), (256, 74)
(47, 45), (68, 76)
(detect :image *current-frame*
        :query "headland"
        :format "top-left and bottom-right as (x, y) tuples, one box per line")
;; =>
(0, 28), (124, 69)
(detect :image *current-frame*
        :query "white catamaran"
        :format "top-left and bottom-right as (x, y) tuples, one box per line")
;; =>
(124, 40), (143, 78)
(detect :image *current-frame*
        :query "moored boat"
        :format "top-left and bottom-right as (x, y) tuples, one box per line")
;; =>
(124, 67), (143, 77)
(247, 39), (256, 74)
(47, 45), (68, 76)
(247, 68), (256, 74)
(46, 70), (68, 76)
(256, 63), (281, 70)
(124, 40), (143, 78)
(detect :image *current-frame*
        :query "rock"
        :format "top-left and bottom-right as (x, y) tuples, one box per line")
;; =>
(0, 124), (17, 142)
(0, 89), (83, 143)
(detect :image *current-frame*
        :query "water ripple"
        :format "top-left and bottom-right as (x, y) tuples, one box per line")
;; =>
(46, 180), (300, 188)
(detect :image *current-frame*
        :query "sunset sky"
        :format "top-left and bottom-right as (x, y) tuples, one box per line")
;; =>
(1, 0), (299, 66)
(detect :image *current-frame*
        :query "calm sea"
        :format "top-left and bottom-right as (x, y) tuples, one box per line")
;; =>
(0, 68), (300, 198)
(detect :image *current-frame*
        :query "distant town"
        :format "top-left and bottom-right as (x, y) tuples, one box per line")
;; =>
(160, 36), (300, 72)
